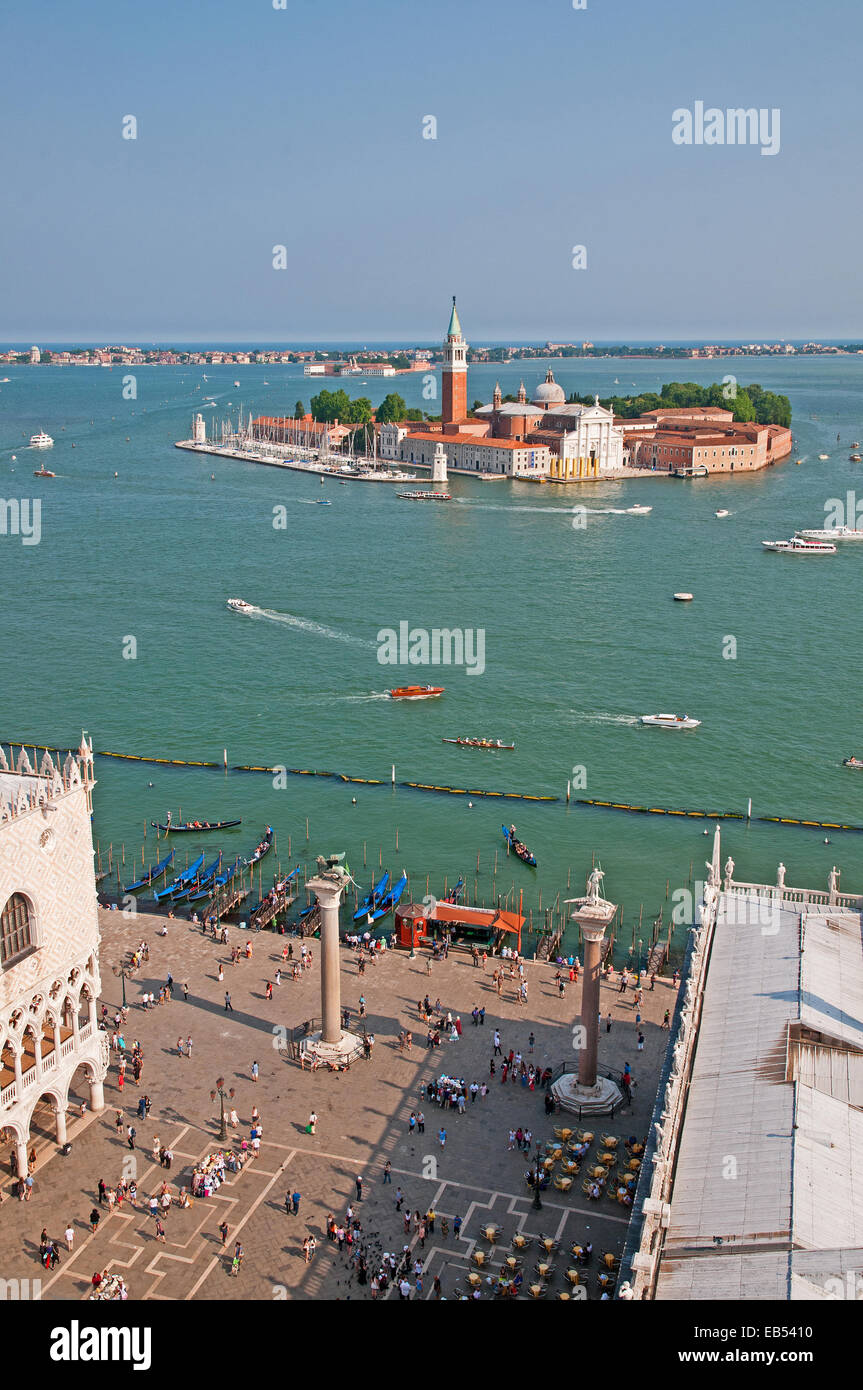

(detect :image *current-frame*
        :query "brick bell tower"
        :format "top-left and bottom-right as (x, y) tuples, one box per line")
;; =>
(441, 296), (467, 429)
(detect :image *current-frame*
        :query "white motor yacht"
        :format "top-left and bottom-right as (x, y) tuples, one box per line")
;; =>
(625, 505), (652, 515)
(29, 430), (54, 448)
(715, 509), (730, 518)
(641, 713), (701, 729)
(227, 598), (254, 613)
(796, 526), (863, 542)
(762, 537), (836, 553)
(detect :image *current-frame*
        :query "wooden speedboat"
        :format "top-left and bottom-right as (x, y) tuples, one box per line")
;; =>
(388, 685), (444, 699)
(33, 467), (55, 477)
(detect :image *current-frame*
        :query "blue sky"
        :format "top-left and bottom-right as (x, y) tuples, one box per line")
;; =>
(1, 0), (861, 341)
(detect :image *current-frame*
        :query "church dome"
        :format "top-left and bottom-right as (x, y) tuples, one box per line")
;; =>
(532, 368), (566, 406)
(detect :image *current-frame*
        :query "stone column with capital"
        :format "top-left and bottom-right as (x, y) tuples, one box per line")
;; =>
(300, 870), (363, 1066)
(578, 925), (605, 1090)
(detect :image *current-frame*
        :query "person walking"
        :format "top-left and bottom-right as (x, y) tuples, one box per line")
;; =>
(355, 1174), (363, 1202)
(126, 1125), (136, 1150)
(291, 1191), (301, 1215)
(176, 1037), (185, 1058)
(493, 1031), (502, 1056)
(154, 1217), (166, 1244)
(438, 1127), (446, 1149)
(417, 1111), (425, 1134)
(383, 1160), (392, 1184)
(182, 981), (189, 1001)
(65, 1222), (75, 1252)
(219, 1220), (229, 1246)
(89, 1208), (100, 1234)
(186, 1036), (192, 1058)
(308, 1110), (317, 1134)
(251, 1060), (259, 1083)
(98, 1178), (107, 1206)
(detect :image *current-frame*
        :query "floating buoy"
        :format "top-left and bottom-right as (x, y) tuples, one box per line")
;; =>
(114, 471), (118, 478)
(468, 801), (473, 809)
(351, 797), (357, 804)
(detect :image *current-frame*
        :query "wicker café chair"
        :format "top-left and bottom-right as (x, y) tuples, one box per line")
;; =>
(553, 1176), (573, 1193)
(553, 1126), (573, 1141)
(576, 1130), (595, 1145)
(599, 1134), (619, 1149)
(561, 1159), (580, 1177)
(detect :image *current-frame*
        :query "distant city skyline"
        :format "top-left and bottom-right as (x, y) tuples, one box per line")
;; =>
(2, 0), (861, 340)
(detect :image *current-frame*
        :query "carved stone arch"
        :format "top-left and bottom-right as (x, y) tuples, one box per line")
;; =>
(48, 980), (63, 1001)
(60, 995), (76, 1030)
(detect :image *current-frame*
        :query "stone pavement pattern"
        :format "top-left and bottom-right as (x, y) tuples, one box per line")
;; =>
(0, 908), (675, 1300)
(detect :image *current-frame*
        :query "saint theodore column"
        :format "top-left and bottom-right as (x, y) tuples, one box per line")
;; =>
(552, 868), (623, 1116)
(299, 856), (363, 1066)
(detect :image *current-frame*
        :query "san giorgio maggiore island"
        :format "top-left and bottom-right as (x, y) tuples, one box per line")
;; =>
(173, 298), (794, 484)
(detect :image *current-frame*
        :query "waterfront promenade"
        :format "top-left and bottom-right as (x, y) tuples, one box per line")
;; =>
(0, 908), (677, 1301)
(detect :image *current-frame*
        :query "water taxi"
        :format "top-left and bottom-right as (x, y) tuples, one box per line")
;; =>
(396, 490), (452, 501)
(850, 454), (862, 462)
(33, 466), (56, 478)
(818, 453), (830, 460)
(715, 509), (730, 518)
(227, 598), (254, 613)
(29, 431), (54, 448)
(388, 685), (444, 699)
(673, 592), (694, 601)
(625, 504), (652, 515)
(796, 527), (863, 542)
(641, 714), (701, 729)
(762, 537), (836, 553)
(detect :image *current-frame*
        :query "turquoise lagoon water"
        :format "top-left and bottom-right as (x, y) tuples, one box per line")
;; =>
(1, 354), (861, 959)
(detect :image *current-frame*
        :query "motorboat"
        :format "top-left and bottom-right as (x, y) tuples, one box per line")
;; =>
(625, 505), (652, 515)
(850, 454), (862, 462)
(843, 757), (863, 769)
(29, 431), (53, 448)
(673, 592), (694, 601)
(818, 453), (830, 460)
(388, 685), (444, 699)
(316, 498), (332, 505)
(641, 714), (701, 729)
(234, 380), (240, 387)
(33, 466), (55, 478)
(796, 526), (863, 542)
(396, 491), (452, 501)
(227, 598), (254, 613)
(762, 537), (836, 553)
(715, 509), (730, 518)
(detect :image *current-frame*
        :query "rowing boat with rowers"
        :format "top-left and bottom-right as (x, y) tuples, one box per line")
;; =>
(443, 737), (514, 750)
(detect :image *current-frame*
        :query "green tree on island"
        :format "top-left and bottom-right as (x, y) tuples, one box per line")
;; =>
(375, 393), (407, 423)
(310, 388), (373, 424)
(295, 400), (305, 419)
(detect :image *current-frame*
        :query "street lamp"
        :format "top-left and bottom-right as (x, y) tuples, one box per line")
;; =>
(532, 1142), (543, 1211)
(112, 963), (129, 1009)
(212, 1076), (228, 1142)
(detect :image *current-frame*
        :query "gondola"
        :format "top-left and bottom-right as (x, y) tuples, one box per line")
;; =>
(353, 870), (390, 922)
(154, 850), (205, 901)
(368, 871), (408, 923)
(502, 825), (537, 868)
(246, 826), (274, 865)
(151, 818), (242, 833)
(176, 854), (223, 903)
(124, 848), (175, 894)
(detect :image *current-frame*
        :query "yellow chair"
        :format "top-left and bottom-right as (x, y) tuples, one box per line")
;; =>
(598, 1151), (616, 1167)
(626, 1158), (641, 1173)
(599, 1134), (618, 1149)
(561, 1160), (580, 1177)
(542, 1157), (556, 1172)
(589, 1165), (607, 1180)
(553, 1126), (573, 1141)
(576, 1130), (595, 1145)
(553, 1176), (573, 1193)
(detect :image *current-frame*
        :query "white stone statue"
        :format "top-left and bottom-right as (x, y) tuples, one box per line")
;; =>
(705, 858), (718, 889)
(723, 855), (735, 886)
(586, 867), (604, 902)
(777, 862), (786, 889)
(828, 865), (840, 896)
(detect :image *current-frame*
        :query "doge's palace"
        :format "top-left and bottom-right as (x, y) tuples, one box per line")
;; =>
(0, 736), (108, 1177)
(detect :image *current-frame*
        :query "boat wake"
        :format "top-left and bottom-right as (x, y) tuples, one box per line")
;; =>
(242, 606), (376, 648)
(337, 692), (393, 702)
(452, 501), (649, 517)
(568, 710), (642, 726)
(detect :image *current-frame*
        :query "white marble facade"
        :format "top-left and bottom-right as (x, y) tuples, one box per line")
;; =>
(0, 738), (107, 1176)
